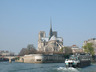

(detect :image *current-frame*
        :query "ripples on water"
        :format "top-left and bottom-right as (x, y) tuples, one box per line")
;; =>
(57, 67), (79, 72)
(0, 62), (96, 72)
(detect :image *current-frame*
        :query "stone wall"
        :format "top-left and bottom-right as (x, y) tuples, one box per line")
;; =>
(15, 54), (65, 63)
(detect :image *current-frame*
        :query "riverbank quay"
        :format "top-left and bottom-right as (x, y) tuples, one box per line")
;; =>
(15, 54), (65, 63)
(0, 58), (9, 62)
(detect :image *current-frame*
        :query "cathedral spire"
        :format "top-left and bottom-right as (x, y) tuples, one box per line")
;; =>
(49, 17), (53, 39)
(50, 17), (52, 29)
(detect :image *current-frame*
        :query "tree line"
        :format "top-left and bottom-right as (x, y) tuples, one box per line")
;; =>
(19, 44), (37, 56)
(19, 43), (95, 56)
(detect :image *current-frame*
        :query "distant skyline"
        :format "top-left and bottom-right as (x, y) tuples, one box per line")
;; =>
(0, 0), (96, 54)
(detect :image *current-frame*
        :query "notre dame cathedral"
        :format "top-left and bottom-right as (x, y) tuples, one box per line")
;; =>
(38, 21), (63, 52)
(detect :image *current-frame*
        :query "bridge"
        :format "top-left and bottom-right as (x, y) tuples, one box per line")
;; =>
(0, 56), (19, 63)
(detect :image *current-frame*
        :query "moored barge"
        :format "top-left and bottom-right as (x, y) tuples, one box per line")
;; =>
(65, 53), (91, 68)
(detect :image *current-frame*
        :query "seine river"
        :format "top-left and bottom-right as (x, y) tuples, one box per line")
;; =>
(0, 62), (96, 72)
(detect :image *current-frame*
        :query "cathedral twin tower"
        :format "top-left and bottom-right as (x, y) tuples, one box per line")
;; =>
(38, 20), (63, 52)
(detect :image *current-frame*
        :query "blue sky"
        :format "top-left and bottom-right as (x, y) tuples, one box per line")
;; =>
(0, 0), (96, 54)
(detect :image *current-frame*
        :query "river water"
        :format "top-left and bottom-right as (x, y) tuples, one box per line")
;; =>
(0, 62), (96, 72)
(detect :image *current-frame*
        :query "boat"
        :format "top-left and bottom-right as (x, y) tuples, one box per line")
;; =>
(65, 53), (92, 68)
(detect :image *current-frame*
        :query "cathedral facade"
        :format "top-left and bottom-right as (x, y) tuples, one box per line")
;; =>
(38, 23), (63, 52)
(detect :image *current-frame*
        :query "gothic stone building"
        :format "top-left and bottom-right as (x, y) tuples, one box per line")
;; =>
(38, 24), (63, 52)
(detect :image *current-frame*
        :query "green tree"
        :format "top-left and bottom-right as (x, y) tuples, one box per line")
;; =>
(59, 47), (72, 59)
(83, 43), (95, 55)
(64, 47), (72, 54)
(59, 47), (64, 53)
(59, 47), (72, 54)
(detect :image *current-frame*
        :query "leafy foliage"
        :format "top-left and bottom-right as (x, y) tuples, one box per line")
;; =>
(59, 47), (64, 52)
(59, 47), (72, 54)
(83, 43), (95, 55)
